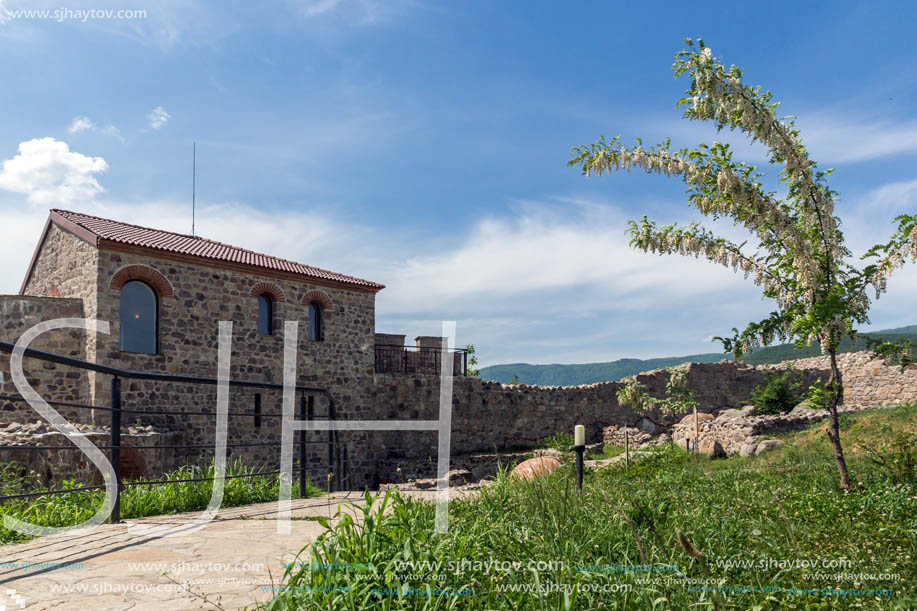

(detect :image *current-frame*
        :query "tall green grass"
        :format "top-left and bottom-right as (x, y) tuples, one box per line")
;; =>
(264, 405), (917, 610)
(0, 459), (322, 544)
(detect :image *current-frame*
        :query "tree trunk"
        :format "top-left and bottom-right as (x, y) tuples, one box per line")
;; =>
(825, 348), (853, 491)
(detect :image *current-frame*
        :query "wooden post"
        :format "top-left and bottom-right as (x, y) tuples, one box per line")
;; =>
(624, 426), (630, 472)
(693, 406), (699, 455)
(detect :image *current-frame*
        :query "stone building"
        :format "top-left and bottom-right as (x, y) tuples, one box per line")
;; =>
(6, 209), (385, 486)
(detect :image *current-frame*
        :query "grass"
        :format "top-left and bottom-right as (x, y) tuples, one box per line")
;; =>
(263, 404), (917, 610)
(0, 459), (323, 545)
(593, 444), (625, 459)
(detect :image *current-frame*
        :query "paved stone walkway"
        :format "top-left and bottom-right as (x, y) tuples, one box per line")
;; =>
(0, 486), (479, 611)
(0, 492), (371, 611)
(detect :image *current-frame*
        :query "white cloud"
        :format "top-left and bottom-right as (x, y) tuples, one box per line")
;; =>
(0, 138), (108, 205)
(300, 0), (343, 17)
(0, 0), (11, 25)
(100, 125), (124, 141)
(799, 116), (917, 163)
(147, 106), (171, 130)
(67, 116), (94, 134)
(657, 112), (917, 166)
(65, 116), (122, 140)
(284, 0), (417, 27)
(862, 178), (917, 212)
(377, 200), (762, 317)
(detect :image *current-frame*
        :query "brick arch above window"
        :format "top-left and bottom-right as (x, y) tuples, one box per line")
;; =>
(248, 281), (286, 302)
(110, 265), (174, 297)
(301, 290), (333, 311)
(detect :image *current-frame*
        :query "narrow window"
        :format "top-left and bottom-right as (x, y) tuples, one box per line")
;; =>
(254, 393), (262, 428)
(120, 280), (157, 354)
(308, 302), (323, 341)
(257, 294), (274, 335)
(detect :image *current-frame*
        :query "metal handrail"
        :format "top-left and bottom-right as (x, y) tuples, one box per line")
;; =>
(374, 343), (468, 376)
(374, 343), (467, 351)
(0, 340), (342, 521)
(0, 341), (330, 397)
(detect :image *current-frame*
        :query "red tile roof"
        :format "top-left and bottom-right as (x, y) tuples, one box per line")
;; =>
(48, 209), (384, 292)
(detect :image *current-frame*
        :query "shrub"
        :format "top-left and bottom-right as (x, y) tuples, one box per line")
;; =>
(539, 431), (573, 448)
(751, 367), (803, 415)
(616, 368), (698, 421)
(864, 432), (917, 484)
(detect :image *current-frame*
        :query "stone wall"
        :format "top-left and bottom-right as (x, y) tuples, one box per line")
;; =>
(21, 223), (99, 312)
(21, 223), (103, 405)
(602, 425), (669, 448)
(364, 361), (771, 484)
(87, 246), (378, 487)
(370, 360), (772, 447)
(364, 352), (917, 484)
(0, 296), (91, 425)
(0, 424), (185, 487)
(671, 351), (917, 458)
(759, 351), (917, 408)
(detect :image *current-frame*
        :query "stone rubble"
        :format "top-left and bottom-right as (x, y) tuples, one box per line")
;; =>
(602, 425), (671, 449)
(672, 402), (874, 458)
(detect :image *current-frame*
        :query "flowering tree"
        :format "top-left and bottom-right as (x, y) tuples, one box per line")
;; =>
(571, 39), (917, 490)
(616, 367), (698, 421)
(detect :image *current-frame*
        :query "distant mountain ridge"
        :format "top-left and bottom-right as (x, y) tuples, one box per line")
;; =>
(479, 325), (917, 386)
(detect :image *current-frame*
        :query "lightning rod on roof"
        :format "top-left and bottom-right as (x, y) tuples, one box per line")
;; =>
(192, 141), (196, 237)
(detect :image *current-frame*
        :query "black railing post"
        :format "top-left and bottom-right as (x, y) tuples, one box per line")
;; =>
(299, 394), (307, 498)
(110, 376), (122, 524)
(463, 350), (468, 376)
(403, 348), (408, 374)
(327, 399), (335, 493)
(341, 445), (348, 490)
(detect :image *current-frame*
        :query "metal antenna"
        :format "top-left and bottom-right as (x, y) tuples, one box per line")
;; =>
(192, 141), (196, 236)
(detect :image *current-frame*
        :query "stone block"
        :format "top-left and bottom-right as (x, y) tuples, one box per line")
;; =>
(739, 443), (757, 457)
(699, 439), (726, 459)
(754, 439), (784, 455)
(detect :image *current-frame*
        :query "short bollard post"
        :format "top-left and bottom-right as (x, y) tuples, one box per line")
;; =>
(574, 424), (585, 493)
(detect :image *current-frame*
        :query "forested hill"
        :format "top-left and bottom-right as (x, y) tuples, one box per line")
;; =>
(479, 325), (917, 386)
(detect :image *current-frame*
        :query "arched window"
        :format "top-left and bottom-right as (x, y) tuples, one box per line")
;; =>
(308, 302), (323, 341)
(257, 294), (274, 335)
(120, 280), (158, 354)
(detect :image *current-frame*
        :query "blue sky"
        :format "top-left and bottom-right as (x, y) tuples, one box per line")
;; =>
(1, 1), (916, 367)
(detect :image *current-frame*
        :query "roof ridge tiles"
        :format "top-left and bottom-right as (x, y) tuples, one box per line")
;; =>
(47, 208), (384, 291)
